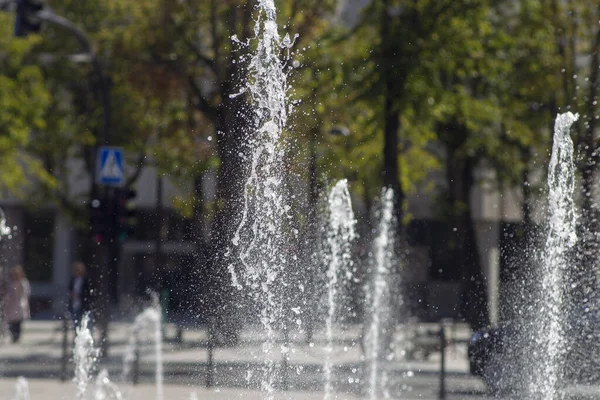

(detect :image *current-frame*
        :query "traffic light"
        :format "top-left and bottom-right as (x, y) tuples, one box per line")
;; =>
(115, 188), (137, 241)
(14, 0), (43, 37)
(89, 197), (112, 243)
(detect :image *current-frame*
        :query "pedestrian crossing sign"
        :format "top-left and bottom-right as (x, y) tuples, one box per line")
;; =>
(97, 146), (124, 186)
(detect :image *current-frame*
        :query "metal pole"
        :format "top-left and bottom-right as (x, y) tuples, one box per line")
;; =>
(36, 10), (107, 140)
(281, 326), (289, 391)
(206, 320), (214, 388)
(60, 313), (69, 381)
(133, 330), (140, 385)
(36, 8), (114, 357)
(36, 9), (109, 144)
(155, 173), (163, 314)
(439, 323), (446, 400)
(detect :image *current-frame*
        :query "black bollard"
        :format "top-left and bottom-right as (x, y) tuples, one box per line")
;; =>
(206, 322), (214, 388)
(132, 346), (140, 385)
(60, 314), (69, 382)
(133, 330), (140, 385)
(281, 327), (289, 391)
(439, 323), (446, 400)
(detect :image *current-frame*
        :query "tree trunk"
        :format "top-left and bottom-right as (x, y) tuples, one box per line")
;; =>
(447, 154), (489, 330)
(381, 0), (404, 225)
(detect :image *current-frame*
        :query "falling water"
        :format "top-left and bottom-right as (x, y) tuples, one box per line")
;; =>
(365, 188), (397, 399)
(323, 179), (357, 399)
(227, 0), (296, 397)
(73, 314), (99, 400)
(528, 112), (579, 399)
(13, 377), (29, 400)
(0, 207), (12, 238)
(95, 369), (123, 400)
(123, 305), (163, 400)
(0, 207), (12, 348)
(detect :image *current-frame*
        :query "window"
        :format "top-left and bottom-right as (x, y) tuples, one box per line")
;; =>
(23, 210), (55, 282)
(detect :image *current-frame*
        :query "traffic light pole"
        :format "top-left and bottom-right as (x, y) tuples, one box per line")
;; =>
(35, 9), (110, 146)
(34, 8), (113, 355)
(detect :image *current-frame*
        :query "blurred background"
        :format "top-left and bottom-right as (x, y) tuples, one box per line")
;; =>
(0, 0), (597, 349)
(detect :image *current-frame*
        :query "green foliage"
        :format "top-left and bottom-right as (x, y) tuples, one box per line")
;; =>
(0, 13), (54, 196)
(0, 0), (579, 226)
(340, 0), (561, 212)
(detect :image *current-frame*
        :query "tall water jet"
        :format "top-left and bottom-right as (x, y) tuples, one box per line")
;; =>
(323, 179), (357, 399)
(95, 369), (123, 400)
(364, 188), (397, 399)
(227, 0), (295, 396)
(123, 305), (163, 400)
(73, 314), (99, 400)
(13, 377), (29, 400)
(528, 112), (579, 399)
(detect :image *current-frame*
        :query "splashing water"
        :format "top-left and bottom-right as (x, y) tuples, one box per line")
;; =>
(123, 305), (163, 400)
(526, 112), (579, 399)
(323, 180), (357, 399)
(365, 188), (397, 399)
(13, 377), (29, 400)
(94, 369), (123, 400)
(73, 314), (99, 400)
(0, 207), (11, 238)
(227, 1), (295, 397)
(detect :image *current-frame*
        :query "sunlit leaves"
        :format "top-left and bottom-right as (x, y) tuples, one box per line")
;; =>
(0, 14), (53, 196)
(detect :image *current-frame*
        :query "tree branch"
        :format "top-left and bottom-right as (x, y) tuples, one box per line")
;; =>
(125, 150), (147, 188)
(167, 14), (219, 78)
(188, 75), (219, 122)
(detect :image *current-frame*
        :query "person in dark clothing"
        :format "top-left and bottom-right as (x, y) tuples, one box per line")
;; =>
(67, 261), (91, 330)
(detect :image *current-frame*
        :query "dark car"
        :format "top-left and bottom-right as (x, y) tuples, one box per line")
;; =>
(468, 326), (502, 377)
(468, 313), (600, 393)
(467, 322), (525, 393)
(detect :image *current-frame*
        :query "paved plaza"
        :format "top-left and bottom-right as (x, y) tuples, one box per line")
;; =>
(1, 320), (599, 399)
(0, 319), (486, 399)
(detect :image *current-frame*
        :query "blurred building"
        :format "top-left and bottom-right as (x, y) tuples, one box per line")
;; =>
(0, 0), (553, 325)
(0, 162), (215, 319)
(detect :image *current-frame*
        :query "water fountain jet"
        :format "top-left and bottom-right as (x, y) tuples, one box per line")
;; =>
(526, 112), (579, 399)
(364, 188), (398, 399)
(226, 1), (295, 397)
(73, 314), (98, 400)
(123, 304), (163, 400)
(323, 179), (357, 399)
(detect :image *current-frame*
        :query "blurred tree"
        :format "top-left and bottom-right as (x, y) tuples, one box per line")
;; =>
(100, 0), (341, 338)
(0, 13), (53, 196)
(339, 0), (563, 330)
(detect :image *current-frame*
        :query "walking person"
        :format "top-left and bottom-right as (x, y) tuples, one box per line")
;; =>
(68, 261), (91, 330)
(2, 265), (30, 343)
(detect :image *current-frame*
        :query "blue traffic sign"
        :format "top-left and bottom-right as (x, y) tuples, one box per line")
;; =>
(97, 146), (124, 186)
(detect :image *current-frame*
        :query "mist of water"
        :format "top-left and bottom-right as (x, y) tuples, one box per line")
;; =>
(73, 314), (99, 400)
(365, 188), (397, 399)
(527, 112), (579, 399)
(323, 179), (357, 399)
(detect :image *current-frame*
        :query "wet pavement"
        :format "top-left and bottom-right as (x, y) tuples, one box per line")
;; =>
(0, 320), (596, 399)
